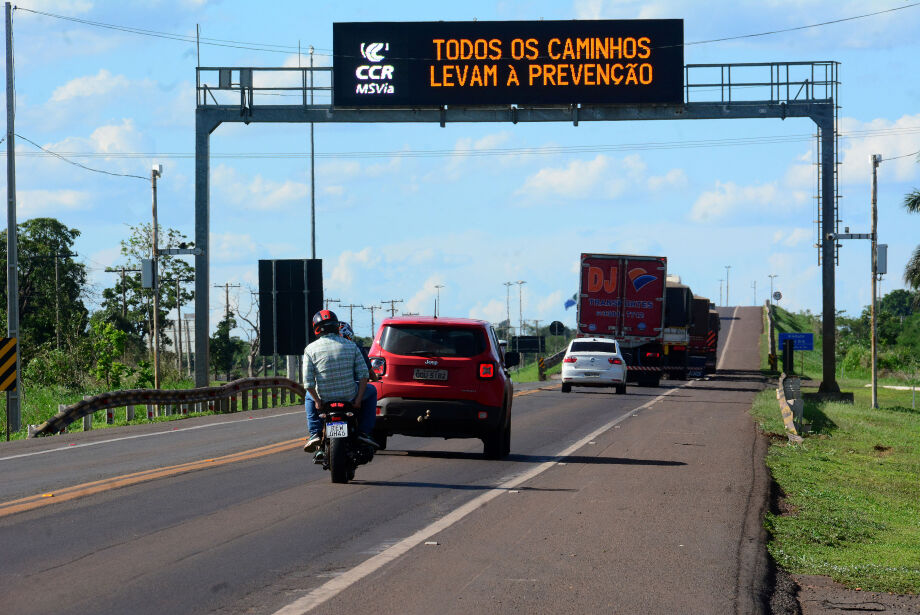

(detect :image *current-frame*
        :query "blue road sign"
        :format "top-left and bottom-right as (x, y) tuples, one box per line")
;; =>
(779, 332), (814, 351)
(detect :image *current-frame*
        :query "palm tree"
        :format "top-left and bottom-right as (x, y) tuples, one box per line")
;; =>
(906, 187), (920, 292)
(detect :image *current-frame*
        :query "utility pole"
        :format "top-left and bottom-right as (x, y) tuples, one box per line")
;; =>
(363, 305), (381, 339)
(340, 303), (362, 328)
(106, 266), (141, 317)
(516, 280), (526, 337)
(434, 284), (445, 317)
(167, 277), (193, 372)
(503, 281), (513, 336)
(5, 1), (21, 437)
(871, 153), (881, 409)
(324, 297), (340, 310)
(768, 274), (778, 306)
(183, 314), (193, 378)
(724, 266), (731, 307)
(751, 280), (756, 306)
(381, 299), (403, 317)
(151, 164), (162, 389)
(214, 282), (242, 322)
(719, 279), (723, 307)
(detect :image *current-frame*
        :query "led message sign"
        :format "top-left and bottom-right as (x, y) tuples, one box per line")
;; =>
(333, 20), (684, 107)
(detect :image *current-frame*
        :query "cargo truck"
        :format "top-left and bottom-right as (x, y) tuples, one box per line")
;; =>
(688, 294), (714, 377)
(662, 276), (693, 380)
(576, 253), (667, 387)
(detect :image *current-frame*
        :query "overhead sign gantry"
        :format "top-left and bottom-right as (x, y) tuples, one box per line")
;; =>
(194, 18), (842, 394)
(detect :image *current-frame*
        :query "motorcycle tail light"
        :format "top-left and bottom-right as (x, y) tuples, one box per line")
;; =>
(563, 357), (577, 363)
(609, 357), (623, 365)
(478, 362), (495, 379)
(370, 356), (386, 377)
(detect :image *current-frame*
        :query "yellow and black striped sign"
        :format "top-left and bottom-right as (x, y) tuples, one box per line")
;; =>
(0, 337), (17, 391)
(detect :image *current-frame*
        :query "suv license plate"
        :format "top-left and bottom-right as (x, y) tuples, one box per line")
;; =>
(413, 368), (448, 381)
(326, 422), (348, 439)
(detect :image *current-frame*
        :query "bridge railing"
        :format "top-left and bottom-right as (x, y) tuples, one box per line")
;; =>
(29, 377), (306, 438)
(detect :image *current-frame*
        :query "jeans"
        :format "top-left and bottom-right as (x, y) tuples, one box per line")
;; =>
(306, 384), (377, 436)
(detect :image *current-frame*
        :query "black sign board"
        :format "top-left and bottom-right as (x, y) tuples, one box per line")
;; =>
(258, 259), (323, 356)
(333, 19), (683, 107)
(548, 320), (566, 336)
(513, 335), (546, 354)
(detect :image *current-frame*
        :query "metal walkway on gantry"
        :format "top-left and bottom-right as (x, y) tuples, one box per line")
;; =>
(194, 60), (841, 391)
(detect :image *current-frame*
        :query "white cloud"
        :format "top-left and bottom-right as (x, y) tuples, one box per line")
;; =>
(50, 69), (133, 103)
(17, 189), (90, 216)
(517, 154), (611, 199)
(772, 227), (812, 247)
(537, 290), (565, 318)
(211, 165), (307, 211)
(210, 232), (256, 263)
(647, 168), (688, 191)
(690, 181), (787, 221)
(839, 113), (920, 185)
(405, 275), (445, 315)
(330, 248), (380, 289)
(468, 298), (507, 323)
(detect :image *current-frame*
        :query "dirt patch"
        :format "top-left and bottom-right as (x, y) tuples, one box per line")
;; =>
(795, 574), (920, 614)
(874, 444), (893, 457)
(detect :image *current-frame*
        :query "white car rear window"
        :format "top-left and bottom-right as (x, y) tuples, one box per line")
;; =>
(569, 341), (618, 353)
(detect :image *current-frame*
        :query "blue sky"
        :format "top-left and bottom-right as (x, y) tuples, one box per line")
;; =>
(4, 0), (920, 342)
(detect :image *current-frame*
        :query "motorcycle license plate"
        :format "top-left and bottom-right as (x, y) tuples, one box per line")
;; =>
(326, 422), (348, 439)
(413, 368), (448, 381)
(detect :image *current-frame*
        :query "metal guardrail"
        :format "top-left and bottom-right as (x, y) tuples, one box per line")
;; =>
(29, 377), (306, 437)
(543, 348), (567, 370)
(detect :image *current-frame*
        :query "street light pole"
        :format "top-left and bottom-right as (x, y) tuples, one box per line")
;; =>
(516, 280), (526, 335)
(719, 279), (723, 307)
(503, 281), (513, 337)
(725, 265), (731, 307)
(151, 164), (162, 389)
(768, 274), (778, 306)
(434, 284), (445, 316)
(871, 154), (881, 409)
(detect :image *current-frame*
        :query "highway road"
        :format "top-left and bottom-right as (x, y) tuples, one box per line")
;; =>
(0, 306), (770, 614)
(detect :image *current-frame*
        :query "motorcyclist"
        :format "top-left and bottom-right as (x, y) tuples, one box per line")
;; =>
(303, 309), (377, 453)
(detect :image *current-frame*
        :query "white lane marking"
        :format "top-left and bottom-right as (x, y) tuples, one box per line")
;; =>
(272, 384), (686, 615)
(716, 306), (741, 372)
(0, 410), (304, 463)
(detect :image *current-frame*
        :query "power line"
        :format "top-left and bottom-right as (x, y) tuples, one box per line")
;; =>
(5, 125), (919, 163)
(14, 133), (148, 180)
(685, 2), (920, 46)
(14, 2), (919, 62)
(881, 149), (920, 162)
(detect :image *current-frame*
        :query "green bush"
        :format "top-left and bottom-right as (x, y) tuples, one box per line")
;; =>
(22, 346), (84, 388)
(840, 344), (869, 375)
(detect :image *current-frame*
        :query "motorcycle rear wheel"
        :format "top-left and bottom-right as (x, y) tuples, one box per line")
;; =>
(329, 438), (349, 484)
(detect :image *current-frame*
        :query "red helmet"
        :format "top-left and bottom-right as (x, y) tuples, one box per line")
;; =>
(312, 309), (339, 336)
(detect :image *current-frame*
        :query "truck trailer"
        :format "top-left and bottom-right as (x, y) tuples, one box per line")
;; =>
(576, 253), (667, 387)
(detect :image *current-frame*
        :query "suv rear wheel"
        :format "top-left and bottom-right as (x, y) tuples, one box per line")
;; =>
(483, 412), (510, 459)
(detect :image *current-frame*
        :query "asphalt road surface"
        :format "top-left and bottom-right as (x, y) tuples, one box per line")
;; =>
(0, 306), (770, 614)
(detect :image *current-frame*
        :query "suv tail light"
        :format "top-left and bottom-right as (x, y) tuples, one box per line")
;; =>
(563, 356), (577, 363)
(370, 357), (386, 377)
(478, 362), (495, 379)
(609, 357), (623, 365)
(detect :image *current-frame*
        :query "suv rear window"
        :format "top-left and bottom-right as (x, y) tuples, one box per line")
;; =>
(380, 325), (487, 358)
(569, 341), (619, 354)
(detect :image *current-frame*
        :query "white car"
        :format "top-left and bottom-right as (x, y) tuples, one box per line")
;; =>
(560, 337), (627, 394)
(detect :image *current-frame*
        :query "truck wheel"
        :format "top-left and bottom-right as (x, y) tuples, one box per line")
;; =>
(616, 384), (626, 395)
(650, 375), (661, 387)
(561, 383), (572, 393)
(329, 438), (349, 484)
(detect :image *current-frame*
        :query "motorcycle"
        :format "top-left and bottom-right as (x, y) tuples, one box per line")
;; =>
(315, 401), (375, 483)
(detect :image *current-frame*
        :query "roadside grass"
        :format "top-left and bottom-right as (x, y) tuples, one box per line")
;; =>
(511, 361), (561, 383)
(753, 304), (920, 593)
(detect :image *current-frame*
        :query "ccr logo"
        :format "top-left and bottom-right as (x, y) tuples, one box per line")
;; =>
(356, 42), (395, 94)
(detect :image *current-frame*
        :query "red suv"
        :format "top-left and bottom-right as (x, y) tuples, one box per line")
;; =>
(368, 316), (519, 459)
